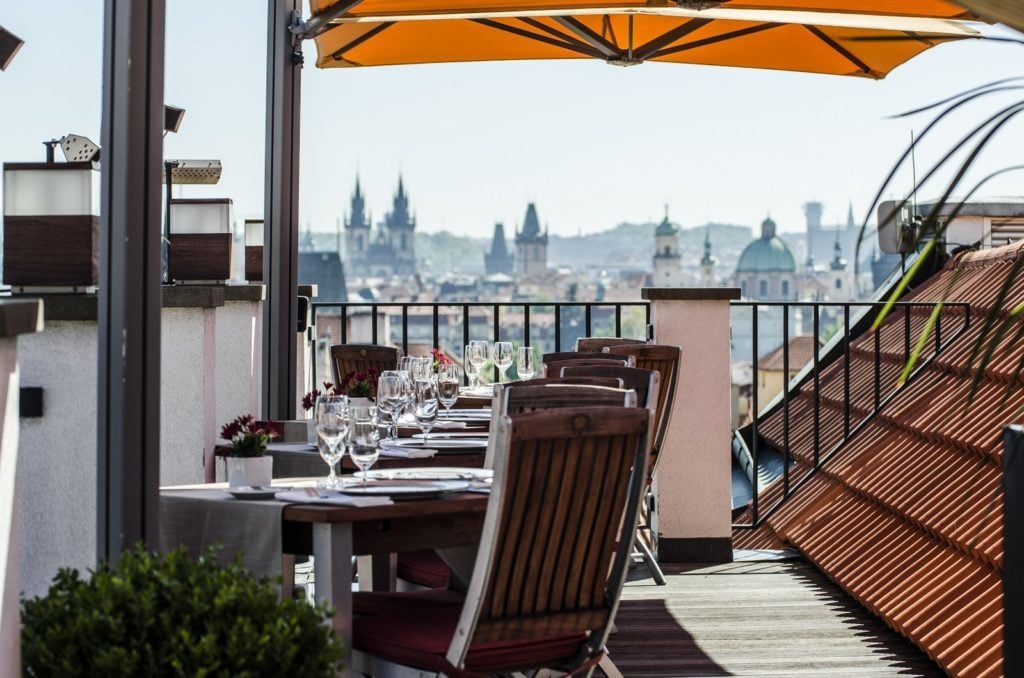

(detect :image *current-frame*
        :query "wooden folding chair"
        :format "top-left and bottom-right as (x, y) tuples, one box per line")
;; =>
(603, 344), (680, 586)
(542, 350), (635, 365)
(351, 407), (650, 677)
(575, 336), (647, 352)
(329, 343), (401, 384)
(543, 357), (632, 378)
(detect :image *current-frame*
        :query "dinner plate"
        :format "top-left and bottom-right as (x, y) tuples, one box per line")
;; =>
(356, 467), (493, 482)
(412, 431), (491, 439)
(389, 438), (488, 449)
(342, 479), (470, 499)
(226, 486), (279, 500)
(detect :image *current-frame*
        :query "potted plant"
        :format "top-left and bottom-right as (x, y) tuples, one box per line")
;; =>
(21, 545), (344, 676)
(219, 414), (280, 487)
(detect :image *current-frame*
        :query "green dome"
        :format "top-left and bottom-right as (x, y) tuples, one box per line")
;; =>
(736, 217), (797, 273)
(655, 217), (677, 237)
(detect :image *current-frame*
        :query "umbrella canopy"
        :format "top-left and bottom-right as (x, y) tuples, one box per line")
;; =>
(305, 0), (981, 77)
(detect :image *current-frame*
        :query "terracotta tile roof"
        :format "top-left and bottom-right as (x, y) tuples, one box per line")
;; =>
(756, 335), (821, 372)
(733, 241), (1023, 677)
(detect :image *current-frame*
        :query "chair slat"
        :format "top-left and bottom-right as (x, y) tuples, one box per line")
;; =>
(328, 343), (400, 384)
(575, 336), (647, 352)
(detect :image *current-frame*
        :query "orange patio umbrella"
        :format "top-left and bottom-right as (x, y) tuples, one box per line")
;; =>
(302, 0), (982, 78)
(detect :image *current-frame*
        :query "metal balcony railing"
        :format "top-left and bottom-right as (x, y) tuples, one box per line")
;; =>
(731, 300), (972, 529)
(308, 301), (650, 387)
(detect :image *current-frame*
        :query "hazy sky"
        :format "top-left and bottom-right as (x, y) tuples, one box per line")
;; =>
(2, 2), (1023, 240)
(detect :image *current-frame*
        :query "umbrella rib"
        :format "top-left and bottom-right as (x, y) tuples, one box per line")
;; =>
(649, 22), (780, 59)
(295, 0), (364, 40)
(329, 22), (394, 61)
(803, 25), (873, 75)
(517, 17), (606, 55)
(472, 18), (604, 59)
(634, 18), (713, 61)
(551, 16), (622, 60)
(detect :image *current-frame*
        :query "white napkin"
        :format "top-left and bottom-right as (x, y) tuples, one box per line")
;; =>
(274, 489), (392, 506)
(380, 445), (438, 459)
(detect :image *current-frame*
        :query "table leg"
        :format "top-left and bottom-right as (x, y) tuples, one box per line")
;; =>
(356, 553), (397, 591)
(313, 523), (354, 677)
(281, 554), (295, 600)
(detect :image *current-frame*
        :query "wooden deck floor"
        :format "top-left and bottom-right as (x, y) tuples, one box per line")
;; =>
(604, 559), (942, 677)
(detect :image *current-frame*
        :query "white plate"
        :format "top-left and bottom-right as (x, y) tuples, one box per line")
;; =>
(388, 438), (488, 449)
(342, 479), (470, 499)
(459, 387), (494, 398)
(357, 467), (493, 481)
(412, 431), (490, 439)
(226, 486), (279, 500)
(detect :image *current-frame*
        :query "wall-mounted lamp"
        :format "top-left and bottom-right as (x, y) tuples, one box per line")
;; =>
(0, 26), (24, 71)
(244, 219), (264, 282)
(164, 105), (185, 134)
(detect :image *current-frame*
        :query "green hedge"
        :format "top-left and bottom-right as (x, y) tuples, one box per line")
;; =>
(21, 546), (343, 677)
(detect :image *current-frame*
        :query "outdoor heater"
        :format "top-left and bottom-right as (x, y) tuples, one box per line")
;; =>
(167, 197), (232, 283)
(2, 135), (101, 292)
(244, 219), (264, 282)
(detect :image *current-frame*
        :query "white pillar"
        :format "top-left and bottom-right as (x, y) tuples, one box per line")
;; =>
(642, 288), (739, 562)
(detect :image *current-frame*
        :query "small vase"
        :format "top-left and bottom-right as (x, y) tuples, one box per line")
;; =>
(227, 455), (273, 488)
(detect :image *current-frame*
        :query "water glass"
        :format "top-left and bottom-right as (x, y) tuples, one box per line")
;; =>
(377, 370), (407, 443)
(315, 395), (349, 489)
(468, 340), (490, 387)
(437, 363), (460, 416)
(517, 346), (536, 381)
(349, 406), (380, 478)
(493, 341), (513, 384)
(464, 344), (480, 389)
(414, 379), (439, 441)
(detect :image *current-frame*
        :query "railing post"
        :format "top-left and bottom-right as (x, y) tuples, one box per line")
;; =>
(642, 287), (740, 563)
(1005, 425), (1023, 678)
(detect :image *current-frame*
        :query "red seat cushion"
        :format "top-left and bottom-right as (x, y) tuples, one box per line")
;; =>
(396, 550), (452, 589)
(353, 607), (587, 674)
(352, 588), (464, 616)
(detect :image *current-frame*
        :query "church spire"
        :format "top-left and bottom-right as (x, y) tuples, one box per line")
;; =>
(346, 175), (367, 230)
(831, 226), (847, 271)
(701, 227), (715, 267)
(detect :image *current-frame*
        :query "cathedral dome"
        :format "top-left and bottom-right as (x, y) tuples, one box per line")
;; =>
(736, 216), (797, 273)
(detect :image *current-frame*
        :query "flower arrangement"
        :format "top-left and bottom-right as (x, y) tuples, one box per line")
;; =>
(219, 414), (281, 458)
(431, 348), (452, 369)
(301, 370), (379, 411)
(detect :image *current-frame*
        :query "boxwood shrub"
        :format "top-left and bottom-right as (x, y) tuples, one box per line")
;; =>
(21, 545), (343, 677)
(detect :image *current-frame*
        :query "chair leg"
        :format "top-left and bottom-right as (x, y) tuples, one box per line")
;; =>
(598, 654), (624, 678)
(634, 533), (667, 586)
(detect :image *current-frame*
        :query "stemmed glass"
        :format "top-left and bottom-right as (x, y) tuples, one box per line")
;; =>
(493, 341), (513, 384)
(437, 363), (460, 418)
(349, 405), (380, 479)
(468, 340), (490, 389)
(414, 379), (439, 441)
(377, 370), (406, 443)
(464, 344), (480, 390)
(517, 346), (536, 381)
(314, 395), (349, 489)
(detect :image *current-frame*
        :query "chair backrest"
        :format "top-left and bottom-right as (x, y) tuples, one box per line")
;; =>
(517, 376), (624, 390)
(447, 407), (650, 672)
(542, 357), (631, 378)
(329, 344), (400, 384)
(605, 344), (679, 475)
(543, 350), (635, 365)
(486, 383), (636, 467)
(575, 336), (646, 352)
(560, 365), (659, 417)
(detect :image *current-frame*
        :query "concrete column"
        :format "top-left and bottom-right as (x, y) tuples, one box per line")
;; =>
(0, 299), (44, 678)
(642, 287), (739, 563)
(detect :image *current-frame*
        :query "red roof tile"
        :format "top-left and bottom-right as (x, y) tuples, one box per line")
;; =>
(734, 241), (1022, 677)
(756, 335), (821, 371)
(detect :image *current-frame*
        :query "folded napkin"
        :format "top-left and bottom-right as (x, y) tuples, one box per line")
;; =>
(274, 489), (392, 507)
(432, 419), (468, 430)
(380, 445), (438, 459)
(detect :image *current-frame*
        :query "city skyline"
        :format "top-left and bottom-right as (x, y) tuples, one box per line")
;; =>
(2, 3), (1022, 238)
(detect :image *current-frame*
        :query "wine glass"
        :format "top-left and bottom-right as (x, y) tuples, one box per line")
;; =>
(412, 356), (433, 381)
(377, 370), (406, 443)
(437, 363), (460, 417)
(517, 346), (536, 381)
(314, 395), (349, 489)
(349, 406), (380, 479)
(464, 344), (480, 390)
(493, 341), (513, 384)
(414, 379), (439, 442)
(468, 340), (490, 389)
